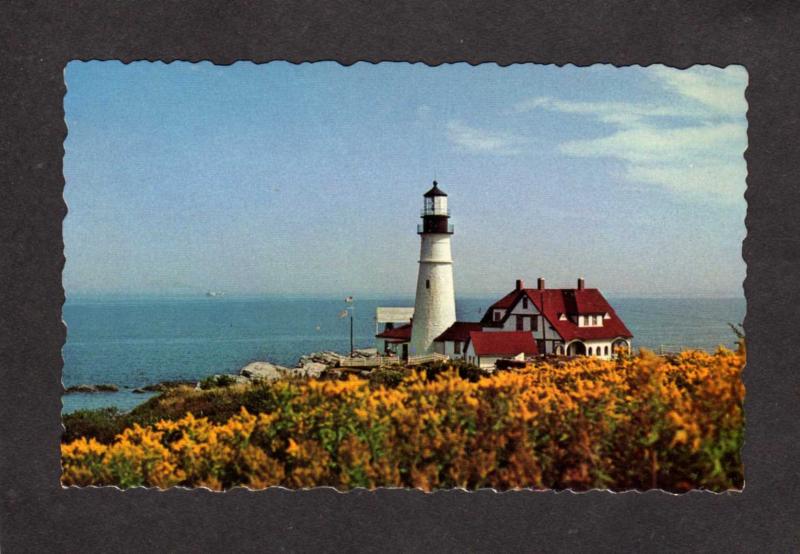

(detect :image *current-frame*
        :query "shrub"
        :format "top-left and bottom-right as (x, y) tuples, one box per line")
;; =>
(368, 367), (407, 388)
(62, 407), (126, 444)
(419, 358), (485, 382)
(62, 348), (744, 492)
(199, 374), (237, 390)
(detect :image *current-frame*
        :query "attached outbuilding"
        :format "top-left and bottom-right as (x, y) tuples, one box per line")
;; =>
(464, 330), (538, 369)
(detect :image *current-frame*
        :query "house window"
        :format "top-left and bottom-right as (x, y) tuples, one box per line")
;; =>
(516, 315), (523, 330)
(588, 346), (593, 355)
(494, 310), (502, 321)
(522, 297), (528, 309)
(454, 341), (462, 354)
(426, 279), (430, 289)
(532, 316), (538, 331)
(604, 345), (609, 355)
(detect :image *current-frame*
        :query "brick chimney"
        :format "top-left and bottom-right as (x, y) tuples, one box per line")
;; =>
(537, 277), (545, 290)
(515, 279), (524, 291)
(577, 278), (585, 290)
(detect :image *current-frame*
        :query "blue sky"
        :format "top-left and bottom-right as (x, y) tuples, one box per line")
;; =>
(63, 62), (747, 298)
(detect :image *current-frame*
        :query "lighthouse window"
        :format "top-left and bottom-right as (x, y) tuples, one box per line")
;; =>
(426, 279), (430, 289)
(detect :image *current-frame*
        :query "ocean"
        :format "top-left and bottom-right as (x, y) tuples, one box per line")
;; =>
(61, 296), (746, 414)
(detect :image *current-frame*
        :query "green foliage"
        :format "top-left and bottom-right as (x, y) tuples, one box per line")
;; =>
(62, 407), (125, 444)
(728, 322), (746, 354)
(368, 367), (407, 388)
(199, 374), (237, 390)
(419, 358), (485, 382)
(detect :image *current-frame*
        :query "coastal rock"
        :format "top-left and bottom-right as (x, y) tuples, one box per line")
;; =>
(319, 368), (343, 380)
(64, 383), (119, 394)
(352, 348), (378, 358)
(140, 380), (197, 392)
(240, 361), (290, 381)
(298, 350), (344, 368)
(295, 362), (327, 378)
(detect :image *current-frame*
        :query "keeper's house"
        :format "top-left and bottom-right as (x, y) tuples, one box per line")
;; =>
(376, 277), (632, 361)
(479, 278), (633, 359)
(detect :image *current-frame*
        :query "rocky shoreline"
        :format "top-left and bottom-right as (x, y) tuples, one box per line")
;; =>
(63, 348), (381, 395)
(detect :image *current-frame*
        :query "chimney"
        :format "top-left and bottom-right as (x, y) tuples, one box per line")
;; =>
(515, 279), (524, 290)
(577, 278), (585, 290)
(537, 277), (545, 290)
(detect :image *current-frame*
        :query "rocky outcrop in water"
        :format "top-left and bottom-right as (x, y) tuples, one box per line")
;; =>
(132, 380), (199, 393)
(64, 383), (119, 394)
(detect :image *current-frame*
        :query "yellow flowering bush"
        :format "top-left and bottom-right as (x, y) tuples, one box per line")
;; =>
(62, 347), (744, 491)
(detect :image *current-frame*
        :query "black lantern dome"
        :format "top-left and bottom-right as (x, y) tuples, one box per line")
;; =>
(423, 180), (448, 198)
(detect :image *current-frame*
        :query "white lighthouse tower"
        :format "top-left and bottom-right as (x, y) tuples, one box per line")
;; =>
(409, 181), (457, 356)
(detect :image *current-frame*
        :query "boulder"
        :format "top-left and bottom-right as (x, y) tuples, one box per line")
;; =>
(240, 361), (290, 381)
(64, 383), (120, 393)
(319, 368), (343, 380)
(353, 348), (378, 358)
(298, 350), (343, 368)
(295, 361), (327, 378)
(65, 384), (97, 394)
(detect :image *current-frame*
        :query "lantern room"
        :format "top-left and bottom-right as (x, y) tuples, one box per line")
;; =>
(419, 181), (453, 234)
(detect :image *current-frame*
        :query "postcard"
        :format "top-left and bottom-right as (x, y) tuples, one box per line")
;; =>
(60, 61), (747, 492)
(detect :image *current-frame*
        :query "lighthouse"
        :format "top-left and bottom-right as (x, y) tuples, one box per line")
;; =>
(409, 181), (457, 356)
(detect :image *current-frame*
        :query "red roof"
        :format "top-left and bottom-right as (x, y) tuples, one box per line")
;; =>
(481, 286), (633, 342)
(434, 321), (483, 342)
(467, 331), (538, 357)
(376, 323), (412, 341)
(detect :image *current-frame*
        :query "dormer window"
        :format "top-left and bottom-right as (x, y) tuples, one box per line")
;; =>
(579, 314), (603, 327)
(494, 310), (503, 321)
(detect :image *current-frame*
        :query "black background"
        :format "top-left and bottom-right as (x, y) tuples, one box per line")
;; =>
(2, 1), (799, 551)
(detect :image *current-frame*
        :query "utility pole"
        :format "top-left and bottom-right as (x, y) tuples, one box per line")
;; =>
(345, 296), (355, 355)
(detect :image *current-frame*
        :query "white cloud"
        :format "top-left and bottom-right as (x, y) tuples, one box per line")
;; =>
(446, 120), (526, 155)
(513, 97), (696, 127)
(648, 65), (748, 117)
(515, 66), (748, 201)
(560, 122), (746, 164)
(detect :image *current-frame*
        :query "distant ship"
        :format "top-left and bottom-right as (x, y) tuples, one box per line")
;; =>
(205, 291), (225, 298)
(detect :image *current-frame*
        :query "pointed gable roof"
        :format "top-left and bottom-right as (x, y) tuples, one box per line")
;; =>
(528, 288), (632, 341)
(480, 285), (633, 342)
(479, 289), (519, 324)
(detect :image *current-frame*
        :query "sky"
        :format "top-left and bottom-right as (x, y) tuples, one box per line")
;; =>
(63, 62), (748, 299)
